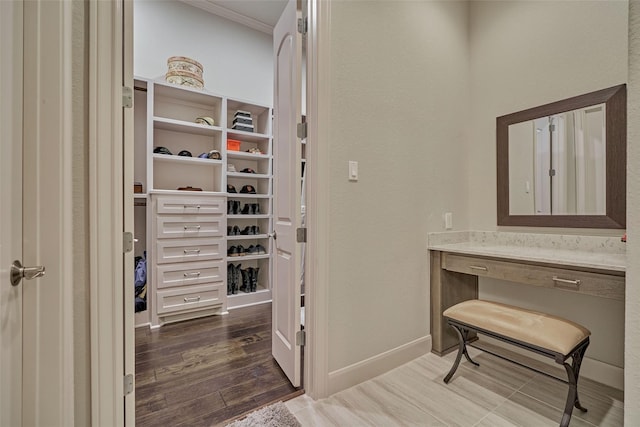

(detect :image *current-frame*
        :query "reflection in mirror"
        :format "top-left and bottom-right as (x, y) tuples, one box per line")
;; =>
(508, 104), (606, 216)
(497, 84), (626, 229)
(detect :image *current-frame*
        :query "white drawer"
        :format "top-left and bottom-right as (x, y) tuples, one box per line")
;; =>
(156, 283), (224, 315)
(156, 215), (225, 239)
(155, 195), (225, 215)
(156, 238), (223, 264)
(156, 260), (225, 289)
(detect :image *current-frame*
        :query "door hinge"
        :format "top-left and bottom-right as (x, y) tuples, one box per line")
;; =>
(122, 86), (133, 108)
(297, 17), (308, 35)
(296, 227), (307, 243)
(549, 169), (556, 177)
(297, 122), (307, 139)
(549, 124), (556, 132)
(124, 373), (134, 395)
(123, 232), (134, 253)
(296, 330), (306, 346)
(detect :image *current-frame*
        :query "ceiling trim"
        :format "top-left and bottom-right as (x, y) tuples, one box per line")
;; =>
(179, 0), (273, 35)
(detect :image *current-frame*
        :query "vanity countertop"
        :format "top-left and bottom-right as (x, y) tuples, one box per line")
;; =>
(428, 231), (626, 273)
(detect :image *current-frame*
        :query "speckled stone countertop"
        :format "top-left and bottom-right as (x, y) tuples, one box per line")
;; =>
(428, 231), (626, 272)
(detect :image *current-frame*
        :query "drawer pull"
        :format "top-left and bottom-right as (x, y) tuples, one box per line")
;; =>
(552, 276), (581, 288)
(183, 224), (201, 230)
(183, 271), (201, 277)
(183, 248), (201, 254)
(468, 265), (488, 272)
(183, 296), (201, 303)
(183, 204), (201, 209)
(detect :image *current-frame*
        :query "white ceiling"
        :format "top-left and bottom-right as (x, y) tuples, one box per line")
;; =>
(181, 0), (289, 34)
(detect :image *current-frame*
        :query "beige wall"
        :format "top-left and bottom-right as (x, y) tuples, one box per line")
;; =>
(468, 0), (628, 232)
(468, 1), (628, 371)
(626, 1), (640, 422)
(327, 0), (470, 372)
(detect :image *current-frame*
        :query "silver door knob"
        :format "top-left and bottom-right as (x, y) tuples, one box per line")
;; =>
(10, 260), (45, 287)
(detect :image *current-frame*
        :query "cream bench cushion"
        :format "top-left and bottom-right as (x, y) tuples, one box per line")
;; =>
(443, 299), (591, 356)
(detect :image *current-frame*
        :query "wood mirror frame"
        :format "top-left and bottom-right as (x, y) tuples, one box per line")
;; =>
(497, 84), (626, 228)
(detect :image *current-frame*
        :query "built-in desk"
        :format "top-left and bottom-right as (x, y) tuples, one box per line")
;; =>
(428, 231), (626, 355)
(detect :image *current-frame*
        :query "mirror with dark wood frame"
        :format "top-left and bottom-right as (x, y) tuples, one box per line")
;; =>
(497, 84), (626, 228)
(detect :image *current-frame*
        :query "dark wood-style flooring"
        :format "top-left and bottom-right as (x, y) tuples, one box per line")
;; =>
(135, 303), (299, 426)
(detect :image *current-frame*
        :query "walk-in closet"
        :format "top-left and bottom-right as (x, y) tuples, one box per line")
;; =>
(130, 1), (306, 424)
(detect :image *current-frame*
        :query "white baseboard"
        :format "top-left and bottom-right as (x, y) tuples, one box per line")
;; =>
(327, 336), (431, 396)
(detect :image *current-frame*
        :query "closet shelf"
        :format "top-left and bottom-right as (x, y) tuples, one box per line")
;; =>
(149, 189), (226, 196)
(226, 151), (271, 160)
(226, 254), (270, 262)
(153, 153), (223, 166)
(226, 193), (271, 199)
(227, 214), (271, 220)
(227, 172), (271, 179)
(226, 129), (270, 143)
(227, 234), (270, 241)
(154, 116), (223, 136)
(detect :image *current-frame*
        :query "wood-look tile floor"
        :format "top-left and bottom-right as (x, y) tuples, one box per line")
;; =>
(135, 303), (299, 427)
(286, 343), (624, 426)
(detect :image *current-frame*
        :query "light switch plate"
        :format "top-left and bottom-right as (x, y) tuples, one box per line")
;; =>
(444, 212), (453, 230)
(348, 161), (358, 181)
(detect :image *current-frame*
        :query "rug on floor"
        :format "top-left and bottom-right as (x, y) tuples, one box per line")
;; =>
(224, 401), (301, 427)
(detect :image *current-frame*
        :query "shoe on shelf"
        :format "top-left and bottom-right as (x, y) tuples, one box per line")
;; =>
(240, 185), (256, 194)
(251, 203), (261, 214)
(240, 226), (252, 235)
(227, 184), (237, 193)
(236, 245), (246, 256)
(251, 225), (260, 235)
(227, 246), (240, 257)
(240, 168), (256, 174)
(241, 204), (251, 215)
(246, 245), (257, 255)
(232, 225), (241, 235)
(255, 244), (266, 255)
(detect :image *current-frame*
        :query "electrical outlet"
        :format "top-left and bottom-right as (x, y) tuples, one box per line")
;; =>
(444, 212), (453, 230)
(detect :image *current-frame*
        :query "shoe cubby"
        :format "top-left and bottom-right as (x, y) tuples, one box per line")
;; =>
(226, 99), (271, 136)
(154, 81), (223, 125)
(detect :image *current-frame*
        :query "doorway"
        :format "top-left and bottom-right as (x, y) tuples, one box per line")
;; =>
(129, 0), (306, 423)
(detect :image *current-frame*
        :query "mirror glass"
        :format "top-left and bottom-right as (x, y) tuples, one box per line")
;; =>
(508, 104), (606, 216)
(497, 84), (626, 229)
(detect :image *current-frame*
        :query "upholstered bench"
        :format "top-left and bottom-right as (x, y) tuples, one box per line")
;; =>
(442, 299), (591, 427)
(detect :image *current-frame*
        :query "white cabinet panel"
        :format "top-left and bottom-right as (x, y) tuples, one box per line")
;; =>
(156, 214), (224, 239)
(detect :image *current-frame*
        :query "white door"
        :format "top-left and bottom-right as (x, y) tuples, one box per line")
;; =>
(1, 1), (75, 425)
(272, 0), (303, 387)
(0, 1), (24, 425)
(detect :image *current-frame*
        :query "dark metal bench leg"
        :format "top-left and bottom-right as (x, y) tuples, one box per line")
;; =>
(443, 324), (479, 384)
(560, 342), (589, 427)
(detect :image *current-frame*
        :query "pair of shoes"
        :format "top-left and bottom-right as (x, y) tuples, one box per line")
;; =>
(227, 245), (246, 257)
(240, 185), (256, 194)
(246, 244), (266, 255)
(240, 267), (260, 292)
(227, 263), (241, 295)
(227, 200), (241, 215)
(227, 184), (237, 193)
(227, 225), (241, 236)
(240, 168), (256, 174)
(239, 225), (260, 235)
(241, 203), (261, 215)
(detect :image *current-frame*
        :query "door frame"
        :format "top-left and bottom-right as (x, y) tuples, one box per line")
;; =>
(89, 0), (334, 422)
(88, 0), (130, 425)
(303, 0), (331, 400)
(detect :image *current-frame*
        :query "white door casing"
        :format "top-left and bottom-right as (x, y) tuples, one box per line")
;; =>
(0, 1), (23, 425)
(272, 0), (303, 387)
(123, 0), (136, 424)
